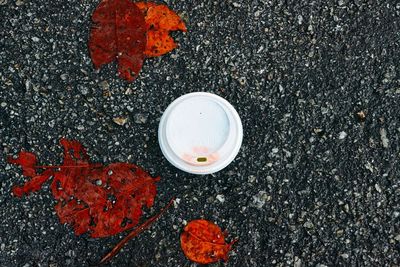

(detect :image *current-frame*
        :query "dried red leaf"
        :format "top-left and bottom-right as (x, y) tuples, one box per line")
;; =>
(89, 0), (147, 82)
(180, 219), (237, 264)
(8, 138), (160, 238)
(136, 2), (187, 57)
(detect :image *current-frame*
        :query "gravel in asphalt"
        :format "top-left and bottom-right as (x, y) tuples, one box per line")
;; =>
(1, 0), (400, 266)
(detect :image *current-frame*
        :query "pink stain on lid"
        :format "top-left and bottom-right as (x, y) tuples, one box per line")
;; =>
(182, 146), (220, 166)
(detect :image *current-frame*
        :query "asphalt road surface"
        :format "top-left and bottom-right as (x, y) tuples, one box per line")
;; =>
(1, 0), (399, 266)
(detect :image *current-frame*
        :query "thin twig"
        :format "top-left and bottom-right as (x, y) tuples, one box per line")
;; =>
(98, 198), (175, 265)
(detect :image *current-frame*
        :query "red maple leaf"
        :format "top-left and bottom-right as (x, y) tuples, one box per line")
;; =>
(8, 138), (161, 238)
(88, 0), (147, 82)
(88, 0), (186, 82)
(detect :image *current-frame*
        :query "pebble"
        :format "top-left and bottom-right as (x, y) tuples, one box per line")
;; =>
(65, 249), (75, 258)
(297, 15), (303, 25)
(303, 221), (314, 229)
(356, 110), (366, 122)
(380, 128), (389, 148)
(294, 256), (302, 267)
(155, 252), (161, 260)
(113, 117), (128, 126)
(134, 113), (148, 124)
(338, 131), (347, 139)
(60, 74), (68, 81)
(375, 184), (382, 193)
(216, 194), (225, 203)
(98, 80), (109, 91)
(48, 120), (55, 128)
(238, 77), (246, 85)
(78, 85), (89, 95)
(344, 204), (349, 213)
(173, 198), (180, 208)
(248, 175), (256, 183)
(252, 191), (271, 209)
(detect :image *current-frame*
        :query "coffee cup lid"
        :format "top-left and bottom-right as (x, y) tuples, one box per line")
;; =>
(158, 92), (243, 174)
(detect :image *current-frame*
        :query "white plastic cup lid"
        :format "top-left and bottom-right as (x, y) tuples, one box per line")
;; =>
(158, 92), (243, 174)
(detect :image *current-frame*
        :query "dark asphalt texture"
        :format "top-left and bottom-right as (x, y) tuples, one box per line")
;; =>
(1, 0), (400, 266)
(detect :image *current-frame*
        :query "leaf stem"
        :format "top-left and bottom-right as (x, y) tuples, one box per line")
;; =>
(34, 164), (102, 169)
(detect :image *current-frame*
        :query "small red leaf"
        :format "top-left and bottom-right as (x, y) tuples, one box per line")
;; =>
(89, 0), (147, 82)
(136, 2), (187, 57)
(180, 219), (238, 264)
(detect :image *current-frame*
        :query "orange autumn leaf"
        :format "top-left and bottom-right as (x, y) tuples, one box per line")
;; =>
(136, 2), (187, 57)
(180, 219), (238, 264)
